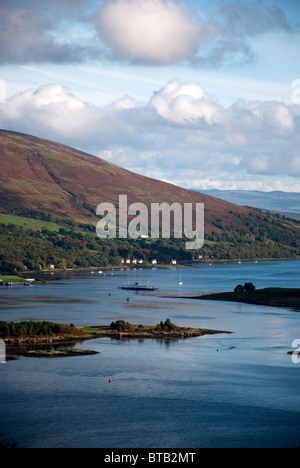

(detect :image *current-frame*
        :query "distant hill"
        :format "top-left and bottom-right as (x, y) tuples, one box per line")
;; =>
(197, 189), (300, 219)
(0, 130), (299, 271)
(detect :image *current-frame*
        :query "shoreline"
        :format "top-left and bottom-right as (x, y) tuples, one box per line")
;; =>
(4, 325), (232, 359)
(23, 257), (300, 276)
(188, 257), (299, 265)
(1, 258), (297, 285)
(4, 326), (232, 345)
(193, 288), (300, 310)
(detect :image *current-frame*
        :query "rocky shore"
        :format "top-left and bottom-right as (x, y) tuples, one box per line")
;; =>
(105, 328), (232, 340)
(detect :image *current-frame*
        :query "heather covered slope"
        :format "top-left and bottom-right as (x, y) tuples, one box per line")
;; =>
(0, 130), (299, 271)
(0, 129), (247, 232)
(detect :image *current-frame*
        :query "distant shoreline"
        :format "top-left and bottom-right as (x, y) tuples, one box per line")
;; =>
(187, 257), (299, 265)
(18, 257), (299, 282)
(1, 257), (298, 286)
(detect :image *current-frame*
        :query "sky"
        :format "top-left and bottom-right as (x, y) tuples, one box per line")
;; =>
(0, 0), (300, 192)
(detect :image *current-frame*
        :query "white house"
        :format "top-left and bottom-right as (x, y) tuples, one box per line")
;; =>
(151, 260), (157, 265)
(126, 259), (131, 264)
(171, 260), (177, 265)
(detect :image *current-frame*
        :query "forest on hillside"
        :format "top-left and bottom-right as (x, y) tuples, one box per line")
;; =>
(0, 208), (299, 273)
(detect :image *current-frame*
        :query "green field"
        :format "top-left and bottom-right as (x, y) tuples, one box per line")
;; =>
(0, 207), (299, 274)
(0, 275), (25, 283)
(0, 215), (62, 232)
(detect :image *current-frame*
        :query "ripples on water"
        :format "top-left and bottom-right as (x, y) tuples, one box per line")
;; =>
(0, 261), (299, 448)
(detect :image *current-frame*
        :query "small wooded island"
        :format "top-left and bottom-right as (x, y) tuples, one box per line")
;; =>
(1, 320), (231, 359)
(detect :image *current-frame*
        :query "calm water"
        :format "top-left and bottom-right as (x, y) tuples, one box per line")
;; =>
(0, 260), (299, 448)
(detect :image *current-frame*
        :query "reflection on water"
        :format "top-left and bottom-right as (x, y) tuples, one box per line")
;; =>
(0, 260), (300, 448)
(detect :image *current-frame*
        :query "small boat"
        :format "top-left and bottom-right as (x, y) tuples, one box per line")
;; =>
(122, 281), (156, 291)
(179, 275), (183, 286)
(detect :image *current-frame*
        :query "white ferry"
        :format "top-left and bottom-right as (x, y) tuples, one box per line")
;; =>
(122, 281), (156, 291)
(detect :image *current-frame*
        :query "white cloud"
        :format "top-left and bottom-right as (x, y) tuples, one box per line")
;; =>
(94, 0), (213, 65)
(291, 156), (300, 173)
(112, 95), (140, 110)
(93, 0), (299, 67)
(249, 155), (270, 173)
(1, 0), (299, 67)
(1, 80), (300, 190)
(1, 85), (89, 140)
(0, 0), (99, 64)
(247, 101), (295, 134)
(150, 80), (225, 125)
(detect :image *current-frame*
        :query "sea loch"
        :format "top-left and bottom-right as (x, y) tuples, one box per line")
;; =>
(0, 260), (299, 448)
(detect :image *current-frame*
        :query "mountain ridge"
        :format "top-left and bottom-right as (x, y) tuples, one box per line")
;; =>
(196, 189), (300, 217)
(0, 129), (248, 233)
(0, 129), (299, 271)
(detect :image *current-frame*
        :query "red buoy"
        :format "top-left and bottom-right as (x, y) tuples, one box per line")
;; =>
(109, 379), (112, 383)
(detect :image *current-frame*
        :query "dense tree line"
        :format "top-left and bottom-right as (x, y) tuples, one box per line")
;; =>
(0, 321), (75, 338)
(109, 319), (178, 332)
(0, 223), (193, 272)
(155, 318), (178, 331)
(110, 320), (134, 331)
(234, 283), (256, 293)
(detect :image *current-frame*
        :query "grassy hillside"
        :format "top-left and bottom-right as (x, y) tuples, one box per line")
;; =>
(0, 215), (62, 232)
(0, 130), (299, 273)
(0, 129), (247, 233)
